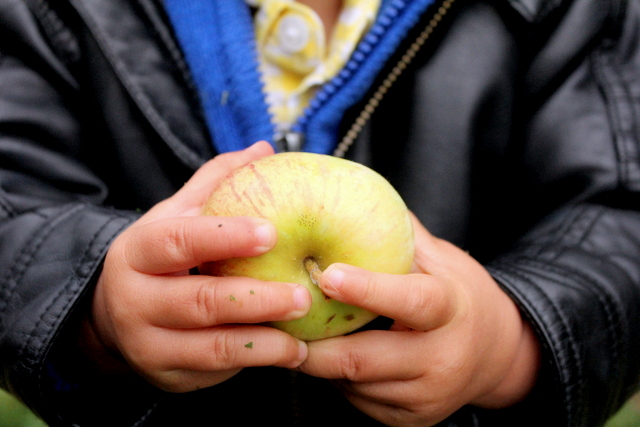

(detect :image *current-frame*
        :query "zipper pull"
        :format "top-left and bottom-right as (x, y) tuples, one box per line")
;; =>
(274, 130), (305, 152)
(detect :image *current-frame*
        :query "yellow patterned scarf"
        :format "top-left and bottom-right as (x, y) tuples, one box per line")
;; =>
(249, 0), (381, 129)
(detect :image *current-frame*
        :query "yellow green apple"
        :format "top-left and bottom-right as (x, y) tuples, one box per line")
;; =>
(200, 152), (414, 341)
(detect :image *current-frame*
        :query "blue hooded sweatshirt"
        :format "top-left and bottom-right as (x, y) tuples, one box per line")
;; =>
(163, 0), (438, 154)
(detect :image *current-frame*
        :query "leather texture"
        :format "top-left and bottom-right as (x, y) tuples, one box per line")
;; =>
(0, 0), (639, 425)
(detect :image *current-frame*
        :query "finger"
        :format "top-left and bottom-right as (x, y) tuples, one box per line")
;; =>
(319, 264), (458, 331)
(409, 211), (472, 276)
(298, 330), (423, 382)
(407, 211), (449, 273)
(117, 215), (276, 274)
(135, 275), (311, 328)
(140, 141), (274, 220)
(340, 380), (418, 407)
(167, 141), (275, 215)
(129, 325), (308, 392)
(339, 384), (451, 427)
(408, 210), (436, 242)
(152, 368), (242, 393)
(337, 389), (413, 427)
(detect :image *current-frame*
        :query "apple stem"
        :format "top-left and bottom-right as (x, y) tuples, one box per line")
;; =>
(304, 257), (323, 287)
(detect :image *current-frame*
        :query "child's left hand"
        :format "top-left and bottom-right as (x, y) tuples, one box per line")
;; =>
(296, 213), (541, 426)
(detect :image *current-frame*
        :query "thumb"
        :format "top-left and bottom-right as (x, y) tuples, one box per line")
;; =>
(147, 141), (275, 219)
(408, 211), (444, 273)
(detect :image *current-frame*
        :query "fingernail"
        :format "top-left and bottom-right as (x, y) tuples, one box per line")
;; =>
(294, 339), (308, 366)
(283, 338), (308, 369)
(324, 265), (344, 294)
(254, 221), (276, 252)
(293, 285), (310, 311)
(251, 140), (267, 147)
(247, 140), (271, 153)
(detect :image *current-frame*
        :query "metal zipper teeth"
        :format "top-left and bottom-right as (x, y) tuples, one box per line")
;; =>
(292, 0), (410, 137)
(333, 0), (456, 158)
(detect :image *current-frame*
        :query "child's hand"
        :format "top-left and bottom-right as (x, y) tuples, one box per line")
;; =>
(297, 213), (540, 426)
(85, 142), (311, 392)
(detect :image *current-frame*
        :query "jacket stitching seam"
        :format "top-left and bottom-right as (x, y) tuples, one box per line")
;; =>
(132, 0), (211, 150)
(522, 203), (630, 414)
(490, 263), (576, 425)
(538, 210), (628, 411)
(594, 53), (627, 184)
(0, 204), (84, 322)
(531, 256), (624, 420)
(32, 0), (81, 65)
(0, 191), (17, 218)
(134, 0), (201, 108)
(591, 33), (637, 188)
(529, 205), (590, 260)
(531, 205), (627, 413)
(522, 257), (621, 369)
(11, 206), (97, 362)
(28, 214), (132, 361)
(69, 0), (204, 170)
(546, 206), (605, 263)
(31, 213), (134, 424)
(497, 254), (624, 423)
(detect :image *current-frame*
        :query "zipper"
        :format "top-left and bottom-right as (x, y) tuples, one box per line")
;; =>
(278, 0), (411, 152)
(275, 0), (455, 154)
(274, 129), (305, 152)
(333, 0), (456, 158)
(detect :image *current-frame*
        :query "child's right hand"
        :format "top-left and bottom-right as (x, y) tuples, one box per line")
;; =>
(83, 141), (310, 392)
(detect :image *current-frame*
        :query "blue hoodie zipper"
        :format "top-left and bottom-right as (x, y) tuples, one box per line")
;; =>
(295, 0), (407, 131)
(333, 0), (455, 157)
(165, 0), (445, 155)
(275, 0), (408, 151)
(277, 0), (442, 154)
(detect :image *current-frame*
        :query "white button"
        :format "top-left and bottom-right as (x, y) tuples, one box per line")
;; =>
(277, 14), (309, 54)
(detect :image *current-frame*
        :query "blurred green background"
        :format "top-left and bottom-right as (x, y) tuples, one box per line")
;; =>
(0, 390), (46, 427)
(1, 387), (639, 427)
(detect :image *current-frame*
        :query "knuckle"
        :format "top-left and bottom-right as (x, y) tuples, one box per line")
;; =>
(125, 338), (164, 374)
(209, 330), (238, 369)
(431, 349), (471, 386)
(401, 278), (433, 326)
(362, 272), (384, 304)
(272, 338), (300, 367)
(338, 348), (367, 382)
(195, 281), (220, 325)
(162, 220), (194, 261)
(109, 232), (135, 270)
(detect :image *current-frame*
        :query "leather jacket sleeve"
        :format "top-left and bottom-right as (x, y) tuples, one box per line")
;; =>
(484, 1), (640, 424)
(0, 1), (142, 424)
(487, 204), (640, 426)
(486, 1), (640, 424)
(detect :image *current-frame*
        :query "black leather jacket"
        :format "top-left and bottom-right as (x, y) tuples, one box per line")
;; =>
(1, 0), (639, 426)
